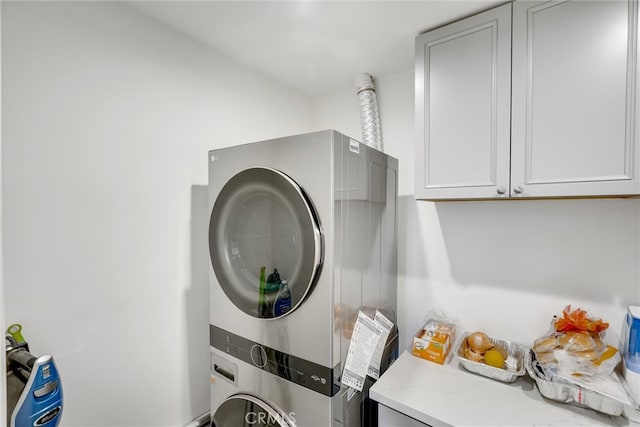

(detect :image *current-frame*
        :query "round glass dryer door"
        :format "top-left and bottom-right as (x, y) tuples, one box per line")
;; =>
(212, 394), (293, 427)
(209, 167), (323, 319)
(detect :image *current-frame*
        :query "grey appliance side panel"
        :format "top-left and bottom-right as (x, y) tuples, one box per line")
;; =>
(361, 144), (398, 320)
(333, 135), (399, 375)
(381, 154), (398, 324)
(332, 133), (344, 369)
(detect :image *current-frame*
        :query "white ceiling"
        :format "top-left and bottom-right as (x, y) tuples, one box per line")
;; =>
(128, 1), (502, 96)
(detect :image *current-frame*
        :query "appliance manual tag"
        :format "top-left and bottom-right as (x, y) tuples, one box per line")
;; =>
(367, 310), (394, 380)
(341, 311), (383, 391)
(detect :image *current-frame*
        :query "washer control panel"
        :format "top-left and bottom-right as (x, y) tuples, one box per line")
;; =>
(209, 324), (339, 397)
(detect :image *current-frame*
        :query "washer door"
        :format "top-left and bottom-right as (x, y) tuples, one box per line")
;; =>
(209, 167), (323, 319)
(212, 394), (293, 427)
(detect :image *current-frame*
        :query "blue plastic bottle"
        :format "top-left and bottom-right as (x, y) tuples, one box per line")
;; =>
(273, 281), (292, 317)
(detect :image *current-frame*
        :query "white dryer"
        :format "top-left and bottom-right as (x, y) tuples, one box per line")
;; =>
(208, 130), (398, 426)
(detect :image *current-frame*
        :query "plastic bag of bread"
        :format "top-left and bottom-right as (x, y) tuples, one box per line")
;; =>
(532, 305), (620, 378)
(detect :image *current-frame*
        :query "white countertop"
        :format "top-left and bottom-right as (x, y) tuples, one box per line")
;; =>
(370, 351), (631, 427)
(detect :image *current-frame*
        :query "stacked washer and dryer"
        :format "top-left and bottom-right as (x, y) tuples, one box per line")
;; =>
(208, 130), (398, 426)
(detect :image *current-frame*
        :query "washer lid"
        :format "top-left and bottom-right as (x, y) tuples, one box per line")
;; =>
(209, 167), (323, 319)
(212, 394), (294, 427)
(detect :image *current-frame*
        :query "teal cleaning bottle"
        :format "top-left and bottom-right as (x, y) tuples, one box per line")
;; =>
(264, 268), (281, 316)
(273, 280), (292, 317)
(266, 268), (281, 293)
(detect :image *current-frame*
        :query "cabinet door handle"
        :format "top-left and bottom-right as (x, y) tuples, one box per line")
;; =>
(513, 186), (523, 194)
(496, 187), (506, 195)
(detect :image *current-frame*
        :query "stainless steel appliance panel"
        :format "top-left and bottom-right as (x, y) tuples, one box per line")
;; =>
(211, 347), (341, 427)
(209, 131), (335, 368)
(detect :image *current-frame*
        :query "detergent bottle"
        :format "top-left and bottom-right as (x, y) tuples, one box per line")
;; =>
(258, 268), (280, 317)
(273, 280), (292, 317)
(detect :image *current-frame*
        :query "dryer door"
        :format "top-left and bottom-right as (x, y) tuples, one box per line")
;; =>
(212, 394), (294, 427)
(209, 167), (323, 319)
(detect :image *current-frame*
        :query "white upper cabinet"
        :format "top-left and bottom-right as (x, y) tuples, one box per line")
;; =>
(511, 0), (639, 198)
(415, 0), (640, 200)
(415, 3), (512, 199)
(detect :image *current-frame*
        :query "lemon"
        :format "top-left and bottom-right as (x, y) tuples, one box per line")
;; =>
(484, 349), (505, 369)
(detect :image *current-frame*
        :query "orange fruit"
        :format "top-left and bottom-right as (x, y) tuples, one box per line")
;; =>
(484, 349), (505, 368)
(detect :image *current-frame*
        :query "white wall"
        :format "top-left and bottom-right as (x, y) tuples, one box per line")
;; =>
(0, 2), (6, 423)
(313, 70), (640, 351)
(2, 2), (312, 426)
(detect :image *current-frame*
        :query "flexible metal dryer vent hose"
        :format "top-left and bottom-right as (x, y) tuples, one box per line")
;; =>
(354, 73), (383, 152)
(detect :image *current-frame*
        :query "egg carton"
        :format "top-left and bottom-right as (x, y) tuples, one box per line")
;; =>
(455, 332), (528, 383)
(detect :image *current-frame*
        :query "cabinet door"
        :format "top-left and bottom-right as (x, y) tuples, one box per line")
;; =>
(378, 404), (428, 426)
(415, 3), (512, 200)
(511, 0), (640, 198)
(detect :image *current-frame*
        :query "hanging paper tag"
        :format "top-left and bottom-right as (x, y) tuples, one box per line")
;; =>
(341, 311), (383, 391)
(367, 310), (394, 380)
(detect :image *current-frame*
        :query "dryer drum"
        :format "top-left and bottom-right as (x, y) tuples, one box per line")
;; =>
(212, 393), (294, 426)
(209, 167), (323, 319)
